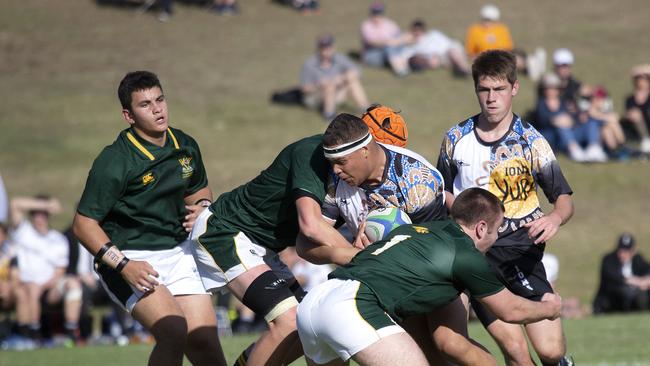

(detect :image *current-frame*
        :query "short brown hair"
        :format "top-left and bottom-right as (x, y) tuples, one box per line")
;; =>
(450, 188), (504, 227)
(323, 113), (369, 147)
(471, 50), (517, 87)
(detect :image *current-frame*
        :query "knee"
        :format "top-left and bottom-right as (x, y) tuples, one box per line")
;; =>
(534, 341), (565, 364)
(268, 306), (297, 336)
(497, 335), (531, 363)
(151, 315), (188, 349)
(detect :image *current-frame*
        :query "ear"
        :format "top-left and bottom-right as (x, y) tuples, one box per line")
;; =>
(122, 109), (135, 126)
(361, 146), (369, 158)
(475, 220), (488, 241)
(511, 79), (520, 97)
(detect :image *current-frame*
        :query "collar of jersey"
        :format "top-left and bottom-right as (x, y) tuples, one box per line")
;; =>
(126, 128), (180, 161)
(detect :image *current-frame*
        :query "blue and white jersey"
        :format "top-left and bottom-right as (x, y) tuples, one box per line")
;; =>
(323, 143), (446, 237)
(436, 114), (573, 247)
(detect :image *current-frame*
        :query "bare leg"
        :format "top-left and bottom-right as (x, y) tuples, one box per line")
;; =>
(321, 80), (338, 119)
(525, 318), (566, 365)
(485, 320), (535, 366)
(175, 294), (227, 366)
(352, 332), (428, 366)
(132, 286), (187, 366)
(343, 71), (369, 111)
(626, 108), (650, 139)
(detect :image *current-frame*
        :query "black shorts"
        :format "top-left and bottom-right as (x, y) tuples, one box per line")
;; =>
(472, 244), (553, 327)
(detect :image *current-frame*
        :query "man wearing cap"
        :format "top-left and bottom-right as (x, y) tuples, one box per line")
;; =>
(624, 64), (650, 153)
(360, 1), (402, 68)
(548, 48), (582, 111)
(300, 34), (370, 121)
(593, 233), (650, 313)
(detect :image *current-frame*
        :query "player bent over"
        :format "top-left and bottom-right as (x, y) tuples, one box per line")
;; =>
(190, 134), (357, 366)
(73, 71), (226, 366)
(296, 188), (562, 366)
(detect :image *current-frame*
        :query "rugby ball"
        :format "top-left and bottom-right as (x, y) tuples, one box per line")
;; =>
(364, 207), (412, 243)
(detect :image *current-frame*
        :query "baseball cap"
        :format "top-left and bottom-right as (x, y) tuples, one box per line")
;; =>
(553, 48), (574, 65)
(617, 233), (635, 250)
(631, 63), (650, 78)
(592, 86), (608, 99)
(541, 73), (561, 88)
(480, 4), (500, 21)
(370, 1), (385, 15)
(317, 33), (334, 48)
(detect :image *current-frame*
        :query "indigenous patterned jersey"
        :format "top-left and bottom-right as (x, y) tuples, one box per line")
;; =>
(209, 135), (330, 252)
(322, 143), (446, 236)
(78, 127), (208, 251)
(331, 220), (504, 321)
(436, 114), (572, 247)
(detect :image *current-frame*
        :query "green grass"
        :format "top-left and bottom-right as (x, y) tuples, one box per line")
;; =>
(1, 1), (650, 362)
(3, 313), (650, 365)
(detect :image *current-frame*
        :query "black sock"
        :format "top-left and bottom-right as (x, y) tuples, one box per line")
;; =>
(232, 342), (255, 366)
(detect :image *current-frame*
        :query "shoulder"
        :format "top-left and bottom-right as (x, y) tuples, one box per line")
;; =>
(381, 144), (438, 172)
(443, 116), (476, 144)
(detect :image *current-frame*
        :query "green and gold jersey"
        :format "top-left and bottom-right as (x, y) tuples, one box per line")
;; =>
(77, 127), (208, 251)
(209, 134), (329, 251)
(331, 220), (504, 321)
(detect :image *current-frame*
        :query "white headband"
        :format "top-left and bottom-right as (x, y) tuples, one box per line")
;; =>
(323, 133), (373, 158)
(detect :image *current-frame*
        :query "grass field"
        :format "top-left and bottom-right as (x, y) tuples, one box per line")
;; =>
(4, 313), (650, 365)
(1, 0), (650, 363)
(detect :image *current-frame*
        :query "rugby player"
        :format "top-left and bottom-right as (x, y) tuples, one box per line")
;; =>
(73, 71), (226, 366)
(436, 50), (575, 366)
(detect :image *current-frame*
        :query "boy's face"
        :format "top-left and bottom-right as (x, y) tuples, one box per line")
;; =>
(476, 76), (519, 125)
(122, 86), (168, 137)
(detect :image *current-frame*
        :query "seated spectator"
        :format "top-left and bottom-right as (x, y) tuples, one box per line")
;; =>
(593, 233), (650, 314)
(465, 4), (545, 81)
(10, 196), (78, 345)
(359, 1), (402, 68)
(272, 0), (319, 15)
(548, 48), (582, 112)
(583, 85), (628, 159)
(623, 64), (650, 153)
(535, 72), (606, 162)
(0, 223), (15, 312)
(389, 19), (470, 77)
(300, 34), (370, 121)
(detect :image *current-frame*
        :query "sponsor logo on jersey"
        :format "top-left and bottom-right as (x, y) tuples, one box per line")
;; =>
(178, 156), (194, 179)
(142, 172), (155, 185)
(488, 157), (539, 219)
(412, 226), (429, 234)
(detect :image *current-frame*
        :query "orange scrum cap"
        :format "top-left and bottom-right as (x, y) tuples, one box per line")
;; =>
(361, 104), (408, 147)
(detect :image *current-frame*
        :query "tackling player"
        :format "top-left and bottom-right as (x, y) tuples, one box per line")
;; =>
(436, 50), (575, 366)
(296, 188), (562, 366)
(73, 71), (226, 366)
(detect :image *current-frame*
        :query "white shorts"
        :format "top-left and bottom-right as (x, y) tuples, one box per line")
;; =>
(297, 278), (404, 364)
(97, 239), (207, 313)
(190, 208), (294, 292)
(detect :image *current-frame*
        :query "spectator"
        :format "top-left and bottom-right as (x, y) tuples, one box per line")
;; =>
(0, 223), (15, 312)
(389, 19), (470, 77)
(359, 1), (401, 68)
(549, 48), (582, 112)
(593, 233), (650, 314)
(300, 34), (370, 121)
(465, 4), (545, 81)
(584, 85), (628, 158)
(624, 64), (650, 153)
(10, 196), (73, 344)
(0, 174), (7, 225)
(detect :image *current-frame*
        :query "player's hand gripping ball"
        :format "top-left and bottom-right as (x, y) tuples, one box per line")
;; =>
(364, 207), (412, 243)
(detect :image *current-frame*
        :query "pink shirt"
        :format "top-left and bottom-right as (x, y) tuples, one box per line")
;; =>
(361, 17), (400, 48)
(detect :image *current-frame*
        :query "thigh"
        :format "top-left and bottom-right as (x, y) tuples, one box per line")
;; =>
(132, 285), (184, 331)
(352, 332), (428, 366)
(524, 317), (565, 354)
(175, 294), (217, 331)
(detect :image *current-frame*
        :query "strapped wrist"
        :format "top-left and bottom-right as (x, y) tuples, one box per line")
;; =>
(94, 242), (114, 263)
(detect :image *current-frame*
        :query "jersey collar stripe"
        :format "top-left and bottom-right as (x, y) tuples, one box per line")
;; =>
(167, 128), (180, 149)
(126, 132), (155, 161)
(323, 133), (372, 158)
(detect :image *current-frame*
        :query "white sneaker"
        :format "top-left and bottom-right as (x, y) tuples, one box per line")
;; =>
(640, 138), (650, 153)
(585, 144), (608, 162)
(526, 47), (547, 82)
(568, 145), (586, 162)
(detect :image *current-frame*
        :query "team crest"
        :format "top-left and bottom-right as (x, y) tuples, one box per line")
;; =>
(179, 156), (194, 179)
(142, 172), (155, 185)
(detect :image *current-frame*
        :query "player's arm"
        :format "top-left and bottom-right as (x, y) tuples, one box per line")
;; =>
(524, 193), (574, 244)
(477, 289), (562, 324)
(295, 196), (360, 266)
(72, 213), (159, 292)
(183, 186), (213, 232)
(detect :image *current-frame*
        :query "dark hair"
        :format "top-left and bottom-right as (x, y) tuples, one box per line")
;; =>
(29, 194), (52, 216)
(450, 188), (504, 227)
(323, 113), (369, 147)
(118, 71), (163, 111)
(471, 50), (517, 87)
(411, 19), (426, 30)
